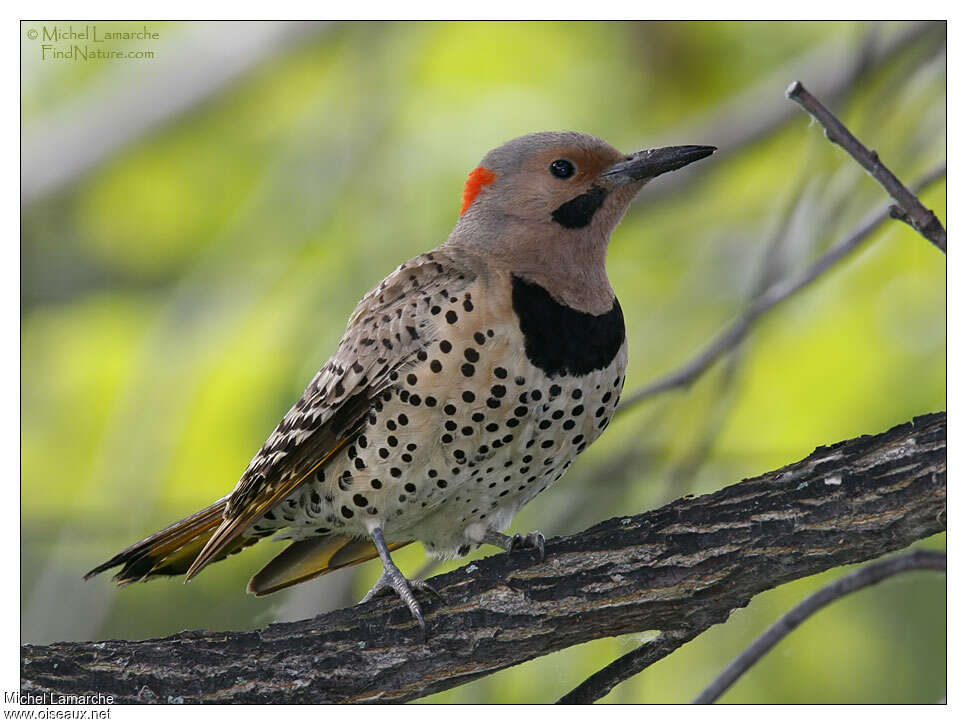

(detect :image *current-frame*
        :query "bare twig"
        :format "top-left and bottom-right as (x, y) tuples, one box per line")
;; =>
(692, 549), (946, 704)
(557, 627), (702, 704)
(786, 81), (946, 253)
(618, 163), (946, 411)
(557, 627), (701, 705)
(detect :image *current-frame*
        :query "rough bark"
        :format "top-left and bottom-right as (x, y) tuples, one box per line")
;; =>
(21, 412), (946, 704)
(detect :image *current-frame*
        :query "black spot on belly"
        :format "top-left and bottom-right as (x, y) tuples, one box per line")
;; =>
(511, 275), (624, 376)
(550, 185), (608, 229)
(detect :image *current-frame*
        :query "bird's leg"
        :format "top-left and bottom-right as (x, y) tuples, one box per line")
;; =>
(482, 529), (546, 561)
(360, 527), (442, 631)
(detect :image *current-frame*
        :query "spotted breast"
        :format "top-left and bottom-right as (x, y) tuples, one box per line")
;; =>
(252, 260), (626, 559)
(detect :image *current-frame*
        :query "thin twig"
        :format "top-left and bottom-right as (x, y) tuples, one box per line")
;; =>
(618, 163), (946, 411)
(692, 549), (946, 704)
(786, 81), (946, 253)
(557, 627), (702, 704)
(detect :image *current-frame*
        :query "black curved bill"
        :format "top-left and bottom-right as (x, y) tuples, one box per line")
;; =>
(602, 145), (716, 185)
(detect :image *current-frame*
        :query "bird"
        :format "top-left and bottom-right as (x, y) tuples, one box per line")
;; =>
(85, 131), (715, 630)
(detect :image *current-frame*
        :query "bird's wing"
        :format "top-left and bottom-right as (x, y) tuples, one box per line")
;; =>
(185, 250), (475, 579)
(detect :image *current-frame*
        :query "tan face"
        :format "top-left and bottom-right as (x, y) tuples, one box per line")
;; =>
(496, 144), (629, 223)
(486, 140), (626, 222)
(459, 131), (717, 231)
(447, 132), (714, 313)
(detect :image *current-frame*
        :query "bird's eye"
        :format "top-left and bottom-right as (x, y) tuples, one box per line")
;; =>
(549, 159), (576, 179)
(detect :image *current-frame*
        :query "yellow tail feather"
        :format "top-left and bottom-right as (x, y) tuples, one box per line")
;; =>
(247, 535), (413, 596)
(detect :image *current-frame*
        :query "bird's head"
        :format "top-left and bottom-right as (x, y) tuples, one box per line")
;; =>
(447, 131), (715, 312)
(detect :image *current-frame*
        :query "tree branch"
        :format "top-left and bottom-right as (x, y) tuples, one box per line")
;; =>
(21, 412), (945, 704)
(786, 81), (946, 253)
(618, 164), (945, 411)
(692, 549), (946, 704)
(564, 548), (945, 704)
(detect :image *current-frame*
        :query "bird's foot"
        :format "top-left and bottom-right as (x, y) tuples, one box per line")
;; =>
(483, 529), (546, 561)
(363, 526), (444, 634)
(360, 568), (443, 632)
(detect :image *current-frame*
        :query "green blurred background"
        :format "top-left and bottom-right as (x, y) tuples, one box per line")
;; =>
(21, 20), (945, 703)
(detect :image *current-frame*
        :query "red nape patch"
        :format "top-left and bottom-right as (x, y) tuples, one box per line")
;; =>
(460, 167), (497, 216)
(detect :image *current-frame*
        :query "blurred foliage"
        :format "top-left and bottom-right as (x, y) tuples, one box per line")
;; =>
(21, 20), (945, 703)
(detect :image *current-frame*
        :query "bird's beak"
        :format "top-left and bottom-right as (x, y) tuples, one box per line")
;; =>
(601, 145), (716, 186)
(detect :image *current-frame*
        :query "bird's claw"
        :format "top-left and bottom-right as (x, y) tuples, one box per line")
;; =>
(360, 571), (443, 631)
(417, 579), (445, 602)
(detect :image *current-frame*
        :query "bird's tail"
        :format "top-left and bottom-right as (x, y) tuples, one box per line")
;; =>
(83, 499), (257, 585)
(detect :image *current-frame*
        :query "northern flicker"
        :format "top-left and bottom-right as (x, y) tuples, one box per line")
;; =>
(86, 132), (715, 629)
